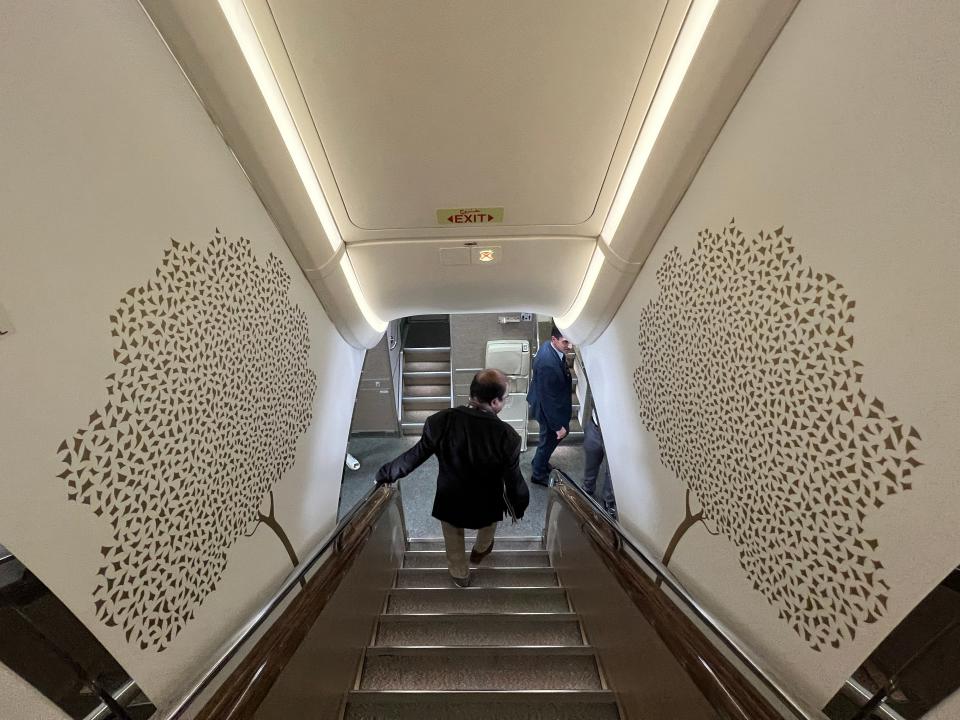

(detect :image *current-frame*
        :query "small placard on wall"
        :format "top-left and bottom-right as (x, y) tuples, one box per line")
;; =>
(0, 301), (14, 337)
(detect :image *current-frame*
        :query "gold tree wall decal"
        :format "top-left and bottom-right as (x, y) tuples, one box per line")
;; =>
(56, 233), (317, 651)
(633, 221), (922, 650)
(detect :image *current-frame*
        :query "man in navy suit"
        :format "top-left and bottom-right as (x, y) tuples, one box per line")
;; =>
(527, 325), (574, 486)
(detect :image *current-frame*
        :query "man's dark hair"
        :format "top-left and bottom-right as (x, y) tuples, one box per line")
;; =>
(470, 369), (508, 404)
(551, 323), (564, 339)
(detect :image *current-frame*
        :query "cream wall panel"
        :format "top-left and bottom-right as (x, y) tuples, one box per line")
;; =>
(0, 0), (362, 707)
(926, 690), (960, 720)
(583, 0), (959, 708)
(0, 663), (68, 720)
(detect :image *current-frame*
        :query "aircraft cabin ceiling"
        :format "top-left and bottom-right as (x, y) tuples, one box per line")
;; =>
(249, 0), (667, 237)
(142, 0), (798, 348)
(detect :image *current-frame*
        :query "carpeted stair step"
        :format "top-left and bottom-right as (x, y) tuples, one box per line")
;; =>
(403, 370), (451, 385)
(395, 567), (559, 588)
(399, 409), (431, 435)
(402, 384), (451, 398)
(403, 549), (550, 569)
(386, 588), (569, 614)
(402, 398), (449, 412)
(402, 347), (450, 363)
(374, 613), (584, 647)
(402, 360), (451, 373)
(407, 537), (543, 551)
(343, 691), (620, 720)
(358, 647), (603, 691)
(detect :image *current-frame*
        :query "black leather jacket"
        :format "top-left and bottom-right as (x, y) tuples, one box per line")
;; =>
(375, 406), (530, 528)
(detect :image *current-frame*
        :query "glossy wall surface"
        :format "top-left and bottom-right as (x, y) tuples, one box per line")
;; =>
(581, 0), (960, 708)
(0, 0), (364, 708)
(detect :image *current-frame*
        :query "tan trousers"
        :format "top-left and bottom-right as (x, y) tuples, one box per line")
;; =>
(440, 521), (497, 580)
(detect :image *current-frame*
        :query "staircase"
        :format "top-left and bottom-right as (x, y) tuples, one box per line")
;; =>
(400, 347), (452, 436)
(342, 537), (620, 719)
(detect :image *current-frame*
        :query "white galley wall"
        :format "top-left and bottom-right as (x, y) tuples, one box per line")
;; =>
(582, 0), (960, 708)
(0, 0), (364, 708)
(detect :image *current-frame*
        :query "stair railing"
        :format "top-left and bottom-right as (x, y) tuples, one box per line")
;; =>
(397, 348), (405, 425)
(164, 481), (403, 719)
(548, 468), (821, 720)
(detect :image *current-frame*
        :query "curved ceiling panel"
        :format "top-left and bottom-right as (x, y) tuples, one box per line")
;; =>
(345, 236), (596, 319)
(267, 0), (668, 233)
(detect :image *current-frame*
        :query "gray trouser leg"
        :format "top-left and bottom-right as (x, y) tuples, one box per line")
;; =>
(440, 522), (468, 580)
(582, 417), (604, 495)
(472, 523), (497, 554)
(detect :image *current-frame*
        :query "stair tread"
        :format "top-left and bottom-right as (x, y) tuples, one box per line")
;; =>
(404, 550), (550, 569)
(375, 615), (583, 647)
(408, 538), (543, 551)
(402, 361), (451, 372)
(345, 691), (619, 720)
(402, 384), (451, 397)
(396, 568), (557, 589)
(387, 588), (569, 615)
(359, 652), (601, 690)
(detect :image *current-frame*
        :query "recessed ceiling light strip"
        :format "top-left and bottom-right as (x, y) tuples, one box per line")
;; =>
(339, 255), (387, 332)
(218, 0), (386, 333)
(554, 245), (605, 329)
(601, 0), (720, 246)
(560, 0), (718, 331)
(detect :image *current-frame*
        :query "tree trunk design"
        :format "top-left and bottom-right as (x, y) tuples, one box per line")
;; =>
(656, 488), (703, 587)
(258, 491), (305, 589)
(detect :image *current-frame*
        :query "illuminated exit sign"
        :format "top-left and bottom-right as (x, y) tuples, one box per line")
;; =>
(437, 207), (504, 225)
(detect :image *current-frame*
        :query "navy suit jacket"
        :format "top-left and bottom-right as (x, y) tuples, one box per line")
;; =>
(527, 341), (573, 433)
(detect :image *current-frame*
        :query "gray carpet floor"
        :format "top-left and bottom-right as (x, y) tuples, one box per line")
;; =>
(338, 436), (607, 538)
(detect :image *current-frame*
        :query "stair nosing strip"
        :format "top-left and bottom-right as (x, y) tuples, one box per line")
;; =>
(389, 587), (565, 593)
(404, 547), (547, 556)
(365, 645), (597, 656)
(392, 585), (559, 591)
(380, 610), (576, 618)
(375, 612), (579, 622)
(408, 536), (544, 542)
(396, 567), (555, 574)
(347, 689), (618, 701)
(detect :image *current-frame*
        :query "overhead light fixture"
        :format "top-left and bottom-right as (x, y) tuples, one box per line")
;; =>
(218, 0), (386, 334)
(601, 0), (719, 245)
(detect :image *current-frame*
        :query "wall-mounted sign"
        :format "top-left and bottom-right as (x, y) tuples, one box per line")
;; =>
(437, 207), (504, 225)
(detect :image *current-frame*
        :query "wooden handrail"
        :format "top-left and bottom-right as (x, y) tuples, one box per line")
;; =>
(552, 480), (789, 720)
(188, 484), (397, 720)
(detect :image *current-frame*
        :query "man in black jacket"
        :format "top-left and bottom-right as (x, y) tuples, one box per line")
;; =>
(375, 369), (530, 586)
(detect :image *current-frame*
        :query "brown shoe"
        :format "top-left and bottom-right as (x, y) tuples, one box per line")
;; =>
(470, 538), (495, 565)
(450, 572), (471, 588)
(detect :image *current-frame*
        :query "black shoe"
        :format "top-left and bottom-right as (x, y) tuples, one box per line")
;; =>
(530, 476), (549, 487)
(450, 572), (471, 588)
(470, 538), (495, 565)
